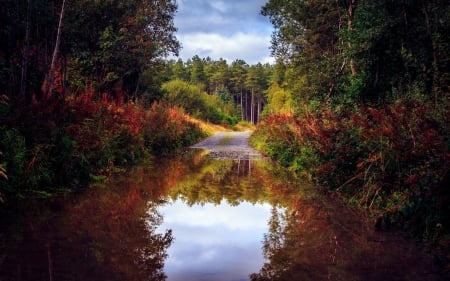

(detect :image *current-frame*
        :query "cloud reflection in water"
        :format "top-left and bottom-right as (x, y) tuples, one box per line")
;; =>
(157, 199), (274, 281)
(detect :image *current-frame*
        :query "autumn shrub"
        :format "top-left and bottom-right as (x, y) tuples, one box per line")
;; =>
(253, 98), (449, 239)
(0, 92), (205, 202)
(143, 102), (206, 154)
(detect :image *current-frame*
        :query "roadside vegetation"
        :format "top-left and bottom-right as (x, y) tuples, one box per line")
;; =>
(250, 0), (449, 262)
(1, 0), (448, 268)
(0, 0), (255, 204)
(0, 0), (201, 204)
(0, 93), (206, 201)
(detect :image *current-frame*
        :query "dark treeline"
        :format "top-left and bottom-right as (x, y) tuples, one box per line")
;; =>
(0, 0), (180, 102)
(250, 0), (449, 273)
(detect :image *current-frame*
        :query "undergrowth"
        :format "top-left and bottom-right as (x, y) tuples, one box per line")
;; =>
(252, 98), (449, 244)
(0, 92), (206, 202)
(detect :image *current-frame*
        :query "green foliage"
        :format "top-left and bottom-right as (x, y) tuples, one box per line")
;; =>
(0, 92), (205, 203)
(164, 57), (273, 123)
(257, 0), (450, 248)
(253, 98), (449, 243)
(161, 79), (238, 125)
(142, 102), (206, 154)
(0, 128), (27, 189)
(343, 0), (450, 101)
(264, 85), (294, 114)
(0, 0), (180, 100)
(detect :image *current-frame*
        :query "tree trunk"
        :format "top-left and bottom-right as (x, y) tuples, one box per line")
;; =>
(42, 0), (66, 99)
(240, 87), (243, 120)
(244, 91), (248, 121)
(421, 0), (439, 108)
(342, 0), (357, 76)
(250, 88), (254, 124)
(20, 0), (32, 99)
(257, 94), (261, 123)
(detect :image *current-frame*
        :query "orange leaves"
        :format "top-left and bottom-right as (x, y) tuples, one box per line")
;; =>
(255, 98), (448, 214)
(55, 90), (203, 172)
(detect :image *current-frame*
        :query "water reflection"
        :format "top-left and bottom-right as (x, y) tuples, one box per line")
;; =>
(0, 162), (177, 281)
(154, 153), (286, 281)
(157, 200), (273, 281)
(250, 186), (443, 281)
(0, 197), (172, 281)
(0, 150), (443, 281)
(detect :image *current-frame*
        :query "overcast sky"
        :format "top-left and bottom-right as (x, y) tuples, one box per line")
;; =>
(171, 0), (274, 65)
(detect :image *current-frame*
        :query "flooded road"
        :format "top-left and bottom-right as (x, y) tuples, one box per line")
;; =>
(0, 150), (445, 280)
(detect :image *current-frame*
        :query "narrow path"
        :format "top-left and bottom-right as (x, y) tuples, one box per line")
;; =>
(190, 131), (263, 159)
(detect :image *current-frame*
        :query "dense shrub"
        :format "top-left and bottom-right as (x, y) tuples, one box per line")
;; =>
(252, 98), (449, 240)
(161, 79), (238, 125)
(0, 93), (205, 201)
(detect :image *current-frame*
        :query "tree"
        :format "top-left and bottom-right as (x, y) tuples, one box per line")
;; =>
(209, 58), (230, 93)
(42, 0), (66, 98)
(170, 59), (189, 81)
(64, 0), (180, 99)
(189, 55), (206, 86)
(245, 63), (268, 123)
(0, 0), (181, 101)
(262, 0), (347, 101)
(343, 0), (449, 102)
(230, 59), (248, 120)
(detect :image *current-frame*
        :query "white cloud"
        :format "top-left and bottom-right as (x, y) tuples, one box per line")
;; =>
(172, 0), (274, 65)
(177, 32), (274, 65)
(155, 199), (275, 281)
(210, 1), (228, 13)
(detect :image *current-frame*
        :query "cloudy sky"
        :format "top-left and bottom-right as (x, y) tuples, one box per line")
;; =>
(172, 0), (274, 65)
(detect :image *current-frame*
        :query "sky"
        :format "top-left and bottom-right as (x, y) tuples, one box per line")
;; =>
(171, 0), (274, 65)
(156, 199), (274, 281)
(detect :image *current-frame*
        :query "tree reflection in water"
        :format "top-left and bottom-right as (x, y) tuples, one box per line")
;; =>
(1, 150), (442, 281)
(250, 180), (442, 281)
(0, 163), (178, 281)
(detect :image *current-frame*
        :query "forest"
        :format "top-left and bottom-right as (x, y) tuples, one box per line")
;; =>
(0, 0), (449, 266)
(251, 0), (449, 254)
(0, 0), (206, 202)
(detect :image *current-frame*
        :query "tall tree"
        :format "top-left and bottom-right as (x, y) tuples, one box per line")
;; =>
(0, 0), (181, 101)
(209, 58), (230, 93)
(42, 0), (66, 98)
(64, 0), (180, 98)
(262, 0), (346, 100)
(20, 0), (32, 98)
(245, 63), (267, 123)
(344, 0), (449, 101)
(189, 55), (206, 86)
(230, 59), (248, 120)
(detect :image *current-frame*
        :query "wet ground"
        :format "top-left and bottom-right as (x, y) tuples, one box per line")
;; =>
(0, 136), (447, 281)
(190, 131), (263, 159)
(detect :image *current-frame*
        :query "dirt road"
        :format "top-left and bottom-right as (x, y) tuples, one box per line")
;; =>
(190, 131), (263, 159)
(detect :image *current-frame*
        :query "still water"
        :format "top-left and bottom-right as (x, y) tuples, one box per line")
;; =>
(157, 200), (272, 281)
(0, 150), (444, 280)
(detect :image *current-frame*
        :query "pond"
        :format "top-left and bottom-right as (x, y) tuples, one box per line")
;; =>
(0, 150), (443, 281)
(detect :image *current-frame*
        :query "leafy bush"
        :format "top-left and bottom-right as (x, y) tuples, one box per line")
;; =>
(0, 128), (26, 192)
(143, 102), (206, 154)
(161, 79), (238, 124)
(0, 92), (205, 202)
(253, 98), (449, 240)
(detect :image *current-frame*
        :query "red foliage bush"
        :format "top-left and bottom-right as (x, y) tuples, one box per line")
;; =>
(254, 99), (449, 237)
(0, 91), (204, 193)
